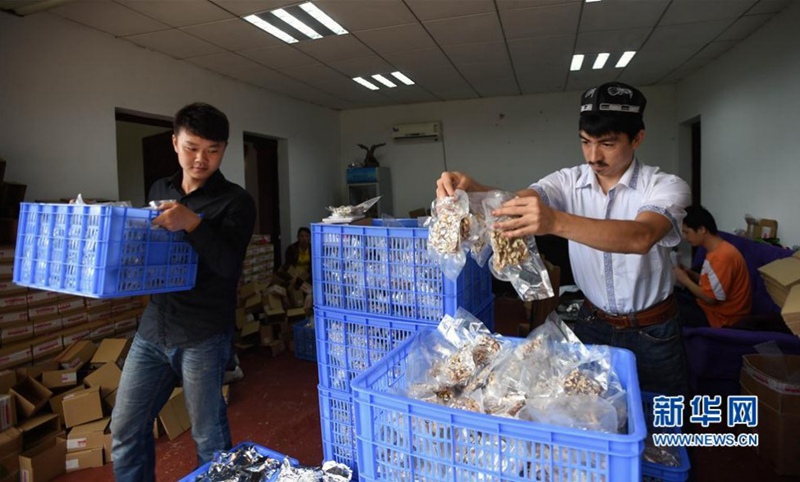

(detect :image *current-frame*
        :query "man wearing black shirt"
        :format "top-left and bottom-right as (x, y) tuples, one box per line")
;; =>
(111, 103), (256, 481)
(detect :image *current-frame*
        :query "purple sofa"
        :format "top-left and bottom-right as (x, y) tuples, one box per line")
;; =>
(681, 232), (800, 396)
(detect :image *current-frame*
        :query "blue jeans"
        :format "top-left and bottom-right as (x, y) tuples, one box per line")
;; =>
(111, 331), (233, 482)
(574, 304), (688, 396)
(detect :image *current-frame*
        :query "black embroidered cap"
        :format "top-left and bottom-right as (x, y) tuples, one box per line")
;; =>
(580, 82), (646, 116)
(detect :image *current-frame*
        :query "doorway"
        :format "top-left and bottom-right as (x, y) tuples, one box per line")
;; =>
(690, 120), (701, 206)
(243, 133), (282, 267)
(115, 111), (173, 207)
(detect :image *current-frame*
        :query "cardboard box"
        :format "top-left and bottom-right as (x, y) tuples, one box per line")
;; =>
(782, 284), (800, 335)
(0, 427), (22, 481)
(17, 414), (61, 451)
(31, 315), (62, 337)
(157, 388), (191, 440)
(0, 292), (27, 311)
(240, 319), (259, 338)
(66, 417), (109, 453)
(60, 325), (91, 346)
(758, 256), (800, 306)
(10, 377), (52, 420)
(18, 435), (66, 482)
(259, 324), (274, 346)
(88, 321), (115, 341)
(14, 360), (58, 382)
(56, 298), (84, 314)
(83, 362), (121, 399)
(113, 316), (137, 334)
(60, 310), (88, 329)
(48, 386), (84, 426)
(1, 321), (33, 345)
(40, 369), (78, 390)
(0, 393), (15, 431)
(103, 389), (117, 411)
(0, 342), (31, 371)
(0, 369), (15, 393)
(65, 446), (104, 472)
(62, 387), (103, 428)
(25, 291), (59, 308)
(265, 340), (285, 357)
(740, 354), (800, 475)
(56, 340), (96, 370)
(221, 385), (230, 405)
(90, 338), (130, 367)
(102, 432), (113, 464)
(0, 309), (28, 327)
(31, 334), (63, 361)
(27, 303), (59, 321)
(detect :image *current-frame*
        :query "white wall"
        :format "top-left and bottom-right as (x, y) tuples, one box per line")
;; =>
(341, 86), (678, 218)
(0, 11), (340, 240)
(676, 1), (800, 246)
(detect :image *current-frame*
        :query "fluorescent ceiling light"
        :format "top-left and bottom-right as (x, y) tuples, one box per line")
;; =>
(586, 0), (602, 3)
(616, 51), (636, 68)
(592, 53), (610, 70)
(391, 71), (415, 85)
(300, 2), (348, 35)
(244, 15), (298, 44)
(272, 8), (322, 40)
(372, 74), (397, 88)
(353, 77), (379, 90)
(570, 54), (584, 71)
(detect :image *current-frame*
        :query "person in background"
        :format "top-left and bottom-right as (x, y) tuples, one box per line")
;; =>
(674, 205), (752, 328)
(111, 102), (256, 481)
(284, 226), (312, 280)
(436, 82), (691, 395)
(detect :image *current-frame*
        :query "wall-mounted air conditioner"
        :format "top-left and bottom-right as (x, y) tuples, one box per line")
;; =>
(391, 122), (441, 141)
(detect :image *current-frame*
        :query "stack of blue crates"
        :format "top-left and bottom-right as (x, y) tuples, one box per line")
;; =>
(311, 219), (495, 479)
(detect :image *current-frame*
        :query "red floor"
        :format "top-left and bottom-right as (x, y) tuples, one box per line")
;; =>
(55, 299), (797, 481)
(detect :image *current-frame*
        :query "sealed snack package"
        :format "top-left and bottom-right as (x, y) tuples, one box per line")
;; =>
(482, 190), (554, 301)
(427, 190), (470, 280)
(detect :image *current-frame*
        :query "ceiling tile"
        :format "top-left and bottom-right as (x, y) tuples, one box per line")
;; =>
(208, 0), (297, 16)
(282, 62), (349, 85)
(497, 0), (580, 11)
(126, 29), (226, 59)
(715, 14), (773, 41)
(499, 3), (581, 39)
(329, 55), (395, 78)
(379, 85), (441, 104)
(444, 41), (510, 65)
(508, 36), (573, 72)
(184, 51), (261, 73)
(645, 21), (734, 51)
(313, 0), (416, 31)
(295, 34), (374, 63)
(410, 67), (477, 97)
(354, 23), (437, 54)
(747, 0), (791, 15)
(239, 44), (318, 69)
(405, 0), (495, 21)
(458, 61), (520, 97)
(617, 44), (699, 85)
(182, 18), (282, 51)
(423, 12), (503, 46)
(566, 70), (624, 93)
(383, 48), (452, 72)
(314, 78), (392, 103)
(578, 0), (669, 32)
(575, 28), (650, 54)
(116, 0), (234, 28)
(660, 0), (757, 25)
(691, 40), (739, 62)
(50, 0), (169, 37)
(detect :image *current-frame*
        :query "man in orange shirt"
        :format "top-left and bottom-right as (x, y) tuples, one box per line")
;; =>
(674, 205), (752, 327)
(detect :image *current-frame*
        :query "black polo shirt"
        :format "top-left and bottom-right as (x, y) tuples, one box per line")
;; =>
(138, 170), (256, 347)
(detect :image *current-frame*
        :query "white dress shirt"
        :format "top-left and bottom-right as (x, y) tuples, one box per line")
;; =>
(530, 159), (691, 315)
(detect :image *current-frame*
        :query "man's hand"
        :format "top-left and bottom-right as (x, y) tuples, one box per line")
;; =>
(492, 193), (556, 238)
(152, 202), (201, 233)
(436, 171), (479, 198)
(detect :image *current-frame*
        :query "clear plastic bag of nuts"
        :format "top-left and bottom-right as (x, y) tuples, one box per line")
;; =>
(426, 190), (470, 280)
(482, 190), (554, 301)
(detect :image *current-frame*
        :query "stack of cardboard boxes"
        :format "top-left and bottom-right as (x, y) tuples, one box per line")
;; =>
(758, 250), (800, 335)
(1, 337), (195, 480)
(235, 236), (311, 358)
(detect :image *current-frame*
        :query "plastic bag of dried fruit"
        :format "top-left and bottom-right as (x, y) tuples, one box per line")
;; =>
(426, 189), (470, 280)
(466, 192), (492, 267)
(482, 190), (554, 301)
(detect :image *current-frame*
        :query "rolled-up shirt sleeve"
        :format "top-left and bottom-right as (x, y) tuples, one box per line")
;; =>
(637, 173), (691, 248)
(528, 169), (571, 211)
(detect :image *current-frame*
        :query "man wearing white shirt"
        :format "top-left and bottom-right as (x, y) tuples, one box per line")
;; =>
(437, 82), (691, 395)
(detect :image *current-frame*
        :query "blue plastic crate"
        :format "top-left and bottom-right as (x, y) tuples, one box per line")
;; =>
(312, 220), (493, 323)
(293, 318), (317, 362)
(346, 167), (379, 184)
(13, 203), (198, 298)
(315, 298), (494, 393)
(641, 391), (691, 482)
(351, 332), (646, 482)
(178, 442), (297, 482)
(318, 386), (360, 481)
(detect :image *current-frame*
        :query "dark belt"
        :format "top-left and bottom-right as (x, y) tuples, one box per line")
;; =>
(583, 295), (677, 329)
